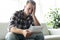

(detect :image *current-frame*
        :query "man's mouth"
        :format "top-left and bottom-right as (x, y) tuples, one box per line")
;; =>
(29, 12), (32, 14)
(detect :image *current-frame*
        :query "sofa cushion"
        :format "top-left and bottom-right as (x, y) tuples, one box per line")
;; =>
(48, 29), (60, 35)
(45, 35), (60, 40)
(41, 23), (49, 35)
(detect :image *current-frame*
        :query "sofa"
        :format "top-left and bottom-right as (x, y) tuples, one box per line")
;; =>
(0, 23), (60, 40)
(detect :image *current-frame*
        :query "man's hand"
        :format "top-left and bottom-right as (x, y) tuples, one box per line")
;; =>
(31, 5), (40, 26)
(22, 29), (32, 38)
(32, 5), (36, 16)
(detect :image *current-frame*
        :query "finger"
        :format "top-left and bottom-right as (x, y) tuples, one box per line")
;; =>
(33, 5), (36, 9)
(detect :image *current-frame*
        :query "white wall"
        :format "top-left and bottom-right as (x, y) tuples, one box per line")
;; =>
(0, 0), (19, 23)
(0, 0), (60, 23)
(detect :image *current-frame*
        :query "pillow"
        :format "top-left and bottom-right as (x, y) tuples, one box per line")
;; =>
(48, 29), (60, 35)
(41, 23), (49, 35)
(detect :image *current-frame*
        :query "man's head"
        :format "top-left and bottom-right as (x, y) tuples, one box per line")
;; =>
(24, 0), (36, 15)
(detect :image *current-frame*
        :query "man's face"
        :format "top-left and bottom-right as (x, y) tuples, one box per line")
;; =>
(24, 3), (34, 15)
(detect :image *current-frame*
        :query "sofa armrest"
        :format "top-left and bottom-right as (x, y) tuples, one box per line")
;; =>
(48, 29), (60, 35)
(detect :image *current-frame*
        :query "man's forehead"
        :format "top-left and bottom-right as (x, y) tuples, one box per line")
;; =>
(26, 3), (33, 8)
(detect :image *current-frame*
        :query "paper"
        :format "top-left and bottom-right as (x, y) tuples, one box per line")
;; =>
(29, 26), (42, 33)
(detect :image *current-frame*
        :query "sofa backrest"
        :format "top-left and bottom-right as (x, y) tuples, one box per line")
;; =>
(0, 23), (9, 39)
(41, 23), (49, 35)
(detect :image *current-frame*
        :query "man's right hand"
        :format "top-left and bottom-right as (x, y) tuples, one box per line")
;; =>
(22, 29), (32, 38)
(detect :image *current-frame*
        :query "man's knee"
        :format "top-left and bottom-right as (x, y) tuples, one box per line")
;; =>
(35, 33), (44, 40)
(5, 32), (17, 40)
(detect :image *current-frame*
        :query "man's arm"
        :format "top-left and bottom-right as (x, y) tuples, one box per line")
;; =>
(9, 27), (32, 38)
(10, 27), (23, 34)
(32, 6), (40, 26)
(32, 15), (40, 26)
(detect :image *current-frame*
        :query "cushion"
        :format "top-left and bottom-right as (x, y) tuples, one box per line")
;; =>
(48, 29), (60, 35)
(45, 35), (60, 40)
(41, 23), (49, 35)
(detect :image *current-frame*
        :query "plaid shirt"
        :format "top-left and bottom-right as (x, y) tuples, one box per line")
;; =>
(9, 10), (34, 30)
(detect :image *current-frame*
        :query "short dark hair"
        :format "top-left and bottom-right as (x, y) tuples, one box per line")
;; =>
(26, 0), (36, 6)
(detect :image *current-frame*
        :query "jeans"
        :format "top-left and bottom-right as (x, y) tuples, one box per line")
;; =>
(5, 32), (44, 40)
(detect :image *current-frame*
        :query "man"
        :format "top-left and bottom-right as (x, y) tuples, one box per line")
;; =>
(5, 0), (44, 40)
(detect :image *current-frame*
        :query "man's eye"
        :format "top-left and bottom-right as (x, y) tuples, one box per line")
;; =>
(32, 9), (33, 11)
